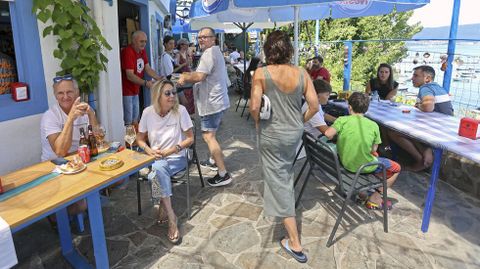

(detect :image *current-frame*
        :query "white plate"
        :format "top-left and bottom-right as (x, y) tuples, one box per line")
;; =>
(59, 163), (87, 175)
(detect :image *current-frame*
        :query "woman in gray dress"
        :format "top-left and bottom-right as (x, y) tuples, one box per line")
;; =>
(250, 30), (318, 263)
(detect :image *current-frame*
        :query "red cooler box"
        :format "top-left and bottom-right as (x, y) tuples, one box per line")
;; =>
(458, 117), (480, 140)
(11, 82), (29, 102)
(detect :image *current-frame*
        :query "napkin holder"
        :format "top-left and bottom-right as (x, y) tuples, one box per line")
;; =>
(458, 117), (480, 140)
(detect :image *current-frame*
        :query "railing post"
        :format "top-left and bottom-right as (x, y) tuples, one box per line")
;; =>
(294, 6), (299, 65)
(315, 19), (320, 57)
(442, 0), (461, 93)
(343, 41), (353, 91)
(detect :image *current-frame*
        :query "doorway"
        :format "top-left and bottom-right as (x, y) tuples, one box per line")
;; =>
(117, 0), (149, 117)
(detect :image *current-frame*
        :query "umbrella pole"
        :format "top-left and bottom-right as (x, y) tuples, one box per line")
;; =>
(294, 6), (299, 65)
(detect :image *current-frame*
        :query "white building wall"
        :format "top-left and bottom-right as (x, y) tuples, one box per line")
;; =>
(0, 1), (126, 175)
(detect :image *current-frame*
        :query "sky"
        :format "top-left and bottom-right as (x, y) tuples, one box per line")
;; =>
(409, 0), (480, 28)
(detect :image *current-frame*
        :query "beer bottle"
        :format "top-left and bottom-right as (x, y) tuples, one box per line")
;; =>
(79, 127), (88, 146)
(87, 125), (98, 157)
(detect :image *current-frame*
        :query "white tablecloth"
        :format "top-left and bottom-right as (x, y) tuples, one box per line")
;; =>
(0, 216), (17, 269)
(329, 100), (480, 163)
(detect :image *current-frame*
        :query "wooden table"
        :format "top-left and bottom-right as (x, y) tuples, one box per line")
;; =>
(0, 149), (154, 268)
(329, 100), (480, 232)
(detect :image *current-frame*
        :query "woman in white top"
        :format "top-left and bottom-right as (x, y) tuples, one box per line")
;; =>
(159, 36), (176, 79)
(137, 80), (194, 244)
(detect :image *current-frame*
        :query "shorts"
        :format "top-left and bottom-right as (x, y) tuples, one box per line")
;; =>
(374, 157), (401, 178)
(123, 95), (140, 125)
(200, 110), (225, 132)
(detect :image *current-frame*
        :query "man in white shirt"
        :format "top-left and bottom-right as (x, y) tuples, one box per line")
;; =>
(41, 75), (98, 161)
(40, 75), (98, 215)
(178, 27), (231, 187)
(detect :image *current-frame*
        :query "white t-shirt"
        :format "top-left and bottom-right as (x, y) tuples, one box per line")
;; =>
(40, 103), (90, 161)
(195, 46), (230, 116)
(159, 52), (174, 77)
(138, 105), (193, 158)
(302, 102), (326, 138)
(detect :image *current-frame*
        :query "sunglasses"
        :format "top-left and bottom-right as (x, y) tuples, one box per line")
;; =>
(197, 35), (214, 40)
(53, 74), (73, 83)
(164, 90), (177, 97)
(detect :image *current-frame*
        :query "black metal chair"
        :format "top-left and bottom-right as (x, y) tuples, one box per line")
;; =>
(136, 123), (204, 219)
(294, 132), (388, 247)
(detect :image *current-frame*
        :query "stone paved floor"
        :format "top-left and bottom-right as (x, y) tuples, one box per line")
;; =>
(12, 95), (480, 269)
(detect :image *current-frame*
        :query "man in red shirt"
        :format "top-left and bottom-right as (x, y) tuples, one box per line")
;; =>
(121, 30), (162, 125)
(306, 56), (330, 83)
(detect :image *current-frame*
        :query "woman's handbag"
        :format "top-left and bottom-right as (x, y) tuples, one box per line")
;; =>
(259, 94), (271, 120)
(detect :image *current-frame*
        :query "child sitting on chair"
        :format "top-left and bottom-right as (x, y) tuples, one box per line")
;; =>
(324, 92), (401, 210)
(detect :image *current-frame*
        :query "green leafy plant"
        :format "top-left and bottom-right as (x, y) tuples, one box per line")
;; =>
(32, 0), (112, 94)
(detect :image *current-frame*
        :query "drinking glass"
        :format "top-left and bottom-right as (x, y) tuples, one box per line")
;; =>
(124, 125), (136, 150)
(93, 125), (106, 149)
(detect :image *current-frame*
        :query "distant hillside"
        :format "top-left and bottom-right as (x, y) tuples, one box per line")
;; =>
(413, 23), (480, 39)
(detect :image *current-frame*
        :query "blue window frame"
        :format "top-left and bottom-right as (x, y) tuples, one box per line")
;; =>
(0, 0), (48, 122)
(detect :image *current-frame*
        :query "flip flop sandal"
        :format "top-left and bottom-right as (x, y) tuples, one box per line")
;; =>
(279, 239), (308, 263)
(167, 219), (182, 245)
(365, 199), (393, 210)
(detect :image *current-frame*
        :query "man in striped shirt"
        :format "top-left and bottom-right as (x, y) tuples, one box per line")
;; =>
(388, 65), (453, 172)
(413, 65), (453, 115)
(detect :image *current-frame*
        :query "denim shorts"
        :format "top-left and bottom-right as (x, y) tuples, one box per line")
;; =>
(123, 95), (140, 125)
(200, 110), (225, 132)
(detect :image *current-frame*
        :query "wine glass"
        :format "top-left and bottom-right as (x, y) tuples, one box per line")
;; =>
(124, 125), (136, 150)
(93, 125), (106, 149)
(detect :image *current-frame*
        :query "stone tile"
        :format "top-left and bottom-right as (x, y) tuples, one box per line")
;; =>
(189, 206), (215, 226)
(103, 212), (139, 237)
(183, 223), (211, 239)
(128, 231), (148, 247)
(235, 251), (287, 269)
(202, 251), (239, 269)
(210, 216), (241, 230)
(77, 237), (130, 266)
(215, 201), (263, 221)
(205, 222), (259, 254)
(258, 224), (285, 249)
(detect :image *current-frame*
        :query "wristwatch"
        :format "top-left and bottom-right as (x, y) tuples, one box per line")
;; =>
(175, 144), (182, 153)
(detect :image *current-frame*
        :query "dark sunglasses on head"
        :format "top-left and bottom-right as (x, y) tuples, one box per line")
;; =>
(164, 90), (177, 97)
(53, 74), (73, 83)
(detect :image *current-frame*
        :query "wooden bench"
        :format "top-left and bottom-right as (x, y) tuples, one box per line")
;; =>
(294, 132), (389, 247)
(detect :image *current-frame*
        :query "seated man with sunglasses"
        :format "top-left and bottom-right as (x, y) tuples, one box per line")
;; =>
(40, 74), (99, 216)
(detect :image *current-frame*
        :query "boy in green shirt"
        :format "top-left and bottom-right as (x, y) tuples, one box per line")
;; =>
(325, 92), (401, 210)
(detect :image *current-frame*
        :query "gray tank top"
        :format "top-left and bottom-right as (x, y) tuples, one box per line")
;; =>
(260, 66), (304, 136)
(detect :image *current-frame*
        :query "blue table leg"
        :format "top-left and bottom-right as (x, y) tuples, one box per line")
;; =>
(56, 208), (73, 255)
(87, 191), (109, 269)
(57, 208), (92, 268)
(421, 148), (443, 233)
